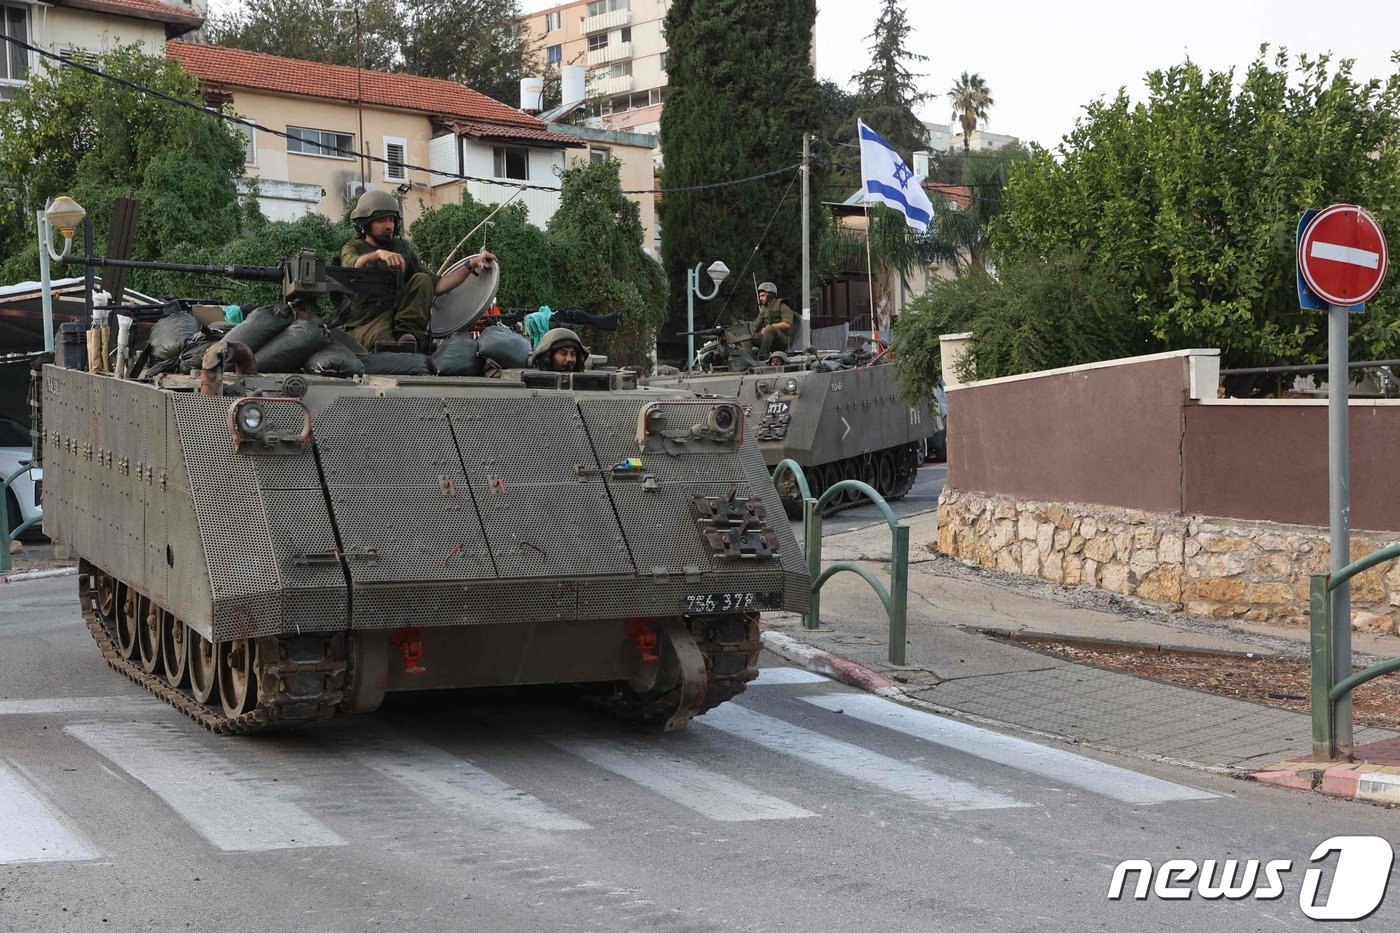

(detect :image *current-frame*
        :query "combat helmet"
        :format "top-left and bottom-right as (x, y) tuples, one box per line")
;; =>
(758, 281), (778, 296)
(530, 327), (588, 372)
(351, 189), (402, 238)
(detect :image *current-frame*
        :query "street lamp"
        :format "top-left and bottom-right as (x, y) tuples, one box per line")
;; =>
(37, 196), (87, 352)
(686, 260), (730, 369)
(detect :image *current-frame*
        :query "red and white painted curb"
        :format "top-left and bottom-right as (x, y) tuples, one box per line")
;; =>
(760, 629), (906, 699)
(1255, 763), (1400, 806)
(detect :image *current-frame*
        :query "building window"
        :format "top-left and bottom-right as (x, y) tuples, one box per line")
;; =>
(619, 26), (631, 42)
(1, 4), (30, 92)
(241, 126), (256, 166)
(547, 44), (562, 65)
(587, 0), (629, 15)
(287, 126), (355, 160)
(493, 146), (529, 181)
(383, 136), (407, 181)
(659, 52), (666, 70)
(604, 62), (631, 79)
(590, 147), (611, 164)
(545, 10), (561, 31)
(61, 45), (98, 67)
(587, 33), (608, 52)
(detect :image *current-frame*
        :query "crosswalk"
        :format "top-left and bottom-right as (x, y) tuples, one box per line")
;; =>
(0, 669), (1218, 866)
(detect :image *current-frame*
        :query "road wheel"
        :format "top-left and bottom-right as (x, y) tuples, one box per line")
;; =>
(136, 593), (162, 675)
(876, 451), (896, 496)
(930, 429), (947, 463)
(115, 587), (140, 660)
(189, 631), (219, 704)
(161, 612), (188, 688)
(218, 638), (258, 717)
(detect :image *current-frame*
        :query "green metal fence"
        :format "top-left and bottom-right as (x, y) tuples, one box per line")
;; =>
(1, 463), (40, 574)
(772, 459), (910, 665)
(1310, 540), (1400, 760)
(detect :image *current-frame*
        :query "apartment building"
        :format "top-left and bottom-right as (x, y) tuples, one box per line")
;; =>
(1, 0), (203, 100)
(522, 0), (668, 135)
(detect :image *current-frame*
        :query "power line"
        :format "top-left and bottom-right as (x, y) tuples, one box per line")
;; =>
(0, 36), (801, 197)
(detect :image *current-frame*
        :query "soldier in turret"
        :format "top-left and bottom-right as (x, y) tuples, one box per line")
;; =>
(529, 328), (588, 373)
(340, 190), (495, 350)
(752, 281), (793, 356)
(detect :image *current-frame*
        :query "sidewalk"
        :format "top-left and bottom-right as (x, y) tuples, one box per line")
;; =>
(765, 507), (1400, 802)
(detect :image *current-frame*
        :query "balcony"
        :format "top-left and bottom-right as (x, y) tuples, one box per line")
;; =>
(586, 41), (632, 67)
(583, 8), (630, 34)
(593, 74), (633, 97)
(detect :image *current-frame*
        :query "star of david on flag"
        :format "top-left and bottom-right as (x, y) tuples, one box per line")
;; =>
(858, 119), (933, 233)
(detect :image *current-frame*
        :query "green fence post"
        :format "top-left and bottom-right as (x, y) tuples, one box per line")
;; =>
(804, 497), (822, 630)
(889, 524), (909, 665)
(1310, 573), (1336, 761)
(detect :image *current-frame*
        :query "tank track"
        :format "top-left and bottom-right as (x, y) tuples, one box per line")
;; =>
(78, 561), (346, 735)
(778, 441), (922, 518)
(595, 614), (761, 730)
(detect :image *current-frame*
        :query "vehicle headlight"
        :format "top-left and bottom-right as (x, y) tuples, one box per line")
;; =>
(783, 377), (799, 394)
(237, 401), (265, 434)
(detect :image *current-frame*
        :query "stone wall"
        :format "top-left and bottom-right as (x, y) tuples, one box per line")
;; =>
(936, 488), (1400, 635)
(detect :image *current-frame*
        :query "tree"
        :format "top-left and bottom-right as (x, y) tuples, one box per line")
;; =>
(658, 0), (823, 361)
(409, 198), (556, 311)
(203, 0), (402, 72)
(399, 0), (540, 106)
(928, 143), (1028, 270)
(948, 71), (993, 151)
(991, 48), (1400, 369)
(0, 45), (246, 288)
(892, 254), (1147, 405)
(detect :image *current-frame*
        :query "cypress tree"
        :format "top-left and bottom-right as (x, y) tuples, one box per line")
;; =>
(658, 0), (821, 362)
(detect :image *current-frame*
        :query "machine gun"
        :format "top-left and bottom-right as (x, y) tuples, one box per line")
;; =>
(676, 321), (761, 372)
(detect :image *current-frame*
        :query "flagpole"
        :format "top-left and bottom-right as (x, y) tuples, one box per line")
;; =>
(865, 202), (878, 342)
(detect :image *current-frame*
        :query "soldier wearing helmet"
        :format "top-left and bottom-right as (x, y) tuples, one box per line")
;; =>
(529, 327), (588, 373)
(340, 190), (495, 350)
(752, 281), (793, 357)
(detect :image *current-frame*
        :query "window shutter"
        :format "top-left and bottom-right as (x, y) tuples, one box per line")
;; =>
(385, 140), (407, 180)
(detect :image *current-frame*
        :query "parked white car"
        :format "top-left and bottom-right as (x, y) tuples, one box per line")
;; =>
(1, 418), (42, 539)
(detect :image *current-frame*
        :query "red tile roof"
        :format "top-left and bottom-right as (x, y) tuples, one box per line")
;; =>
(925, 183), (972, 210)
(167, 42), (544, 129)
(442, 120), (584, 148)
(57, 0), (203, 36)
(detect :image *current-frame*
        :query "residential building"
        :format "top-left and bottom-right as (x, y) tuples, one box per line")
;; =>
(1, 0), (203, 100)
(521, 0), (668, 136)
(920, 121), (953, 153)
(167, 42), (657, 249)
(949, 128), (1020, 152)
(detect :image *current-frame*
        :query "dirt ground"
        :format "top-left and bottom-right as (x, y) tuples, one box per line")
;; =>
(1024, 641), (1400, 731)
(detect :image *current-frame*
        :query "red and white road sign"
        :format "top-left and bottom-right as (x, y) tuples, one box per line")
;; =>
(1298, 204), (1389, 307)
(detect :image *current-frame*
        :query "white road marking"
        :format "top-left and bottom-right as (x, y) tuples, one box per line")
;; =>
(804, 694), (1217, 804)
(0, 697), (154, 716)
(66, 723), (345, 852)
(1311, 240), (1381, 269)
(552, 737), (815, 822)
(0, 764), (97, 864)
(699, 704), (1026, 812)
(343, 735), (590, 833)
(751, 667), (831, 686)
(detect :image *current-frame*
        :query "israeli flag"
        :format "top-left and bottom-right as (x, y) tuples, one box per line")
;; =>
(859, 119), (933, 233)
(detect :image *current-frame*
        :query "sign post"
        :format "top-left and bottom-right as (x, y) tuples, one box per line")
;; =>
(1298, 204), (1389, 758)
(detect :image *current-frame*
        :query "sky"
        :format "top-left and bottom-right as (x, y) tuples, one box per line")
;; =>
(208, 1), (1400, 150)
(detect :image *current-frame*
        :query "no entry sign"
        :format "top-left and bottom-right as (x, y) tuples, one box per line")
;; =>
(1298, 204), (1389, 307)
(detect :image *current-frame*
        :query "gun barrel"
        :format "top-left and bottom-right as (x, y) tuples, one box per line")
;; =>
(64, 255), (284, 282)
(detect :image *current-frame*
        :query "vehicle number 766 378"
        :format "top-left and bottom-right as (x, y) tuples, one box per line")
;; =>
(680, 592), (779, 614)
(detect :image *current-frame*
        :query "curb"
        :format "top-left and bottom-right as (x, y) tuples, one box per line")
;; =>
(0, 566), (78, 584)
(1254, 762), (1400, 806)
(759, 626), (1243, 779)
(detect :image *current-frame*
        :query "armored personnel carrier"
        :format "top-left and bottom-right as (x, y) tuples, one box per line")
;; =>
(652, 332), (939, 516)
(34, 257), (808, 734)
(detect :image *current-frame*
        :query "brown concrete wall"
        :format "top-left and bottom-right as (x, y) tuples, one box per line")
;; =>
(1184, 403), (1400, 532)
(947, 355), (1188, 514)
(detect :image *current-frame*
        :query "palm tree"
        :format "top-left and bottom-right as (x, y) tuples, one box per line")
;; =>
(948, 72), (994, 152)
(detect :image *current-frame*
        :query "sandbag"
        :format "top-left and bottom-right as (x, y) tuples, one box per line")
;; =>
(147, 311), (200, 361)
(224, 305), (292, 352)
(176, 322), (237, 373)
(476, 323), (531, 369)
(327, 327), (369, 359)
(304, 344), (367, 378)
(430, 333), (484, 377)
(255, 318), (332, 373)
(362, 352), (431, 375)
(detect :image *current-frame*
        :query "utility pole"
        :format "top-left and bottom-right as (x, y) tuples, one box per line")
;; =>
(800, 132), (811, 350)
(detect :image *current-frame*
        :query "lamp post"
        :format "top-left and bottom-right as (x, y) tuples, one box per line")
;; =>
(38, 196), (87, 353)
(686, 259), (730, 369)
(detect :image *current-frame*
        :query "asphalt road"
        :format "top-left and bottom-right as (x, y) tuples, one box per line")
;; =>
(2, 574), (1397, 932)
(804, 461), (946, 537)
